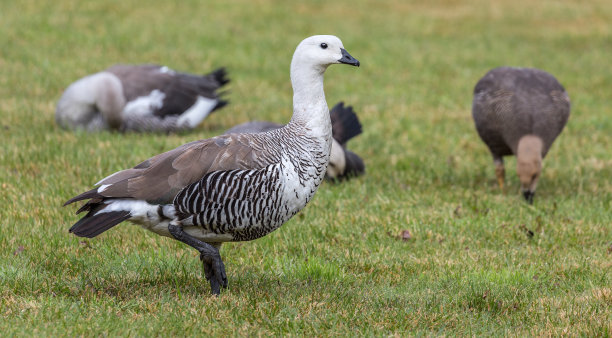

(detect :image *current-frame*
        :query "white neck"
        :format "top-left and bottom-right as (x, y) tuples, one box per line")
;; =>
(62, 73), (107, 105)
(288, 61), (331, 136)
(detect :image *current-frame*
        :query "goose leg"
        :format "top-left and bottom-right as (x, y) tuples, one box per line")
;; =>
(202, 243), (224, 294)
(168, 222), (228, 295)
(494, 157), (505, 190)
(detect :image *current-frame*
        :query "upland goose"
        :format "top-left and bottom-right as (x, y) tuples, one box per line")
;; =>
(224, 101), (365, 180)
(56, 65), (229, 132)
(472, 67), (570, 203)
(64, 35), (360, 294)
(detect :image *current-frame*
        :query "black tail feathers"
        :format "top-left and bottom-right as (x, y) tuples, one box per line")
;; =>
(330, 102), (363, 145)
(212, 98), (229, 113)
(65, 190), (130, 238)
(206, 68), (230, 114)
(208, 67), (230, 86)
(343, 150), (366, 178)
(69, 207), (130, 238)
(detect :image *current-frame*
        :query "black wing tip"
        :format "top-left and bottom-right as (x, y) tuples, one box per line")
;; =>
(330, 101), (363, 144)
(63, 188), (100, 207)
(63, 196), (82, 207)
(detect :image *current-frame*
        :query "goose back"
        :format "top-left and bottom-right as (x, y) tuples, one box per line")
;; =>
(106, 64), (228, 119)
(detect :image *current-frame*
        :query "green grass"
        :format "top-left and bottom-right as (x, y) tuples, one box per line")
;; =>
(1, 0), (611, 335)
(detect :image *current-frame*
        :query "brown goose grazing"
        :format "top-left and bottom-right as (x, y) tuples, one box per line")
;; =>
(64, 35), (360, 294)
(472, 67), (570, 203)
(56, 65), (229, 132)
(224, 101), (365, 180)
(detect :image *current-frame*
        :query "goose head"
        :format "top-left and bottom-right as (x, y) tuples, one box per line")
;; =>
(291, 35), (360, 75)
(516, 135), (543, 204)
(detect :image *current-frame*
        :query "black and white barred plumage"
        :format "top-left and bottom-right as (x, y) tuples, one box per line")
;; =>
(171, 125), (329, 242)
(64, 35), (360, 295)
(174, 164), (287, 241)
(224, 102), (366, 181)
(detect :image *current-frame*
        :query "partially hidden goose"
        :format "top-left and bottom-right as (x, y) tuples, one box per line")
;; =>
(56, 65), (229, 132)
(472, 67), (570, 204)
(224, 101), (365, 180)
(64, 35), (360, 294)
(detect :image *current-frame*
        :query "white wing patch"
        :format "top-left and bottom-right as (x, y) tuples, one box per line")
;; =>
(122, 89), (166, 118)
(176, 96), (218, 128)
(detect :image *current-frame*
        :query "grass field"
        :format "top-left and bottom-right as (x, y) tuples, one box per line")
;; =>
(1, 0), (611, 335)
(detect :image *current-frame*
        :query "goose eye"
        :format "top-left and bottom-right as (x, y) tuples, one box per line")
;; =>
(320, 43), (328, 49)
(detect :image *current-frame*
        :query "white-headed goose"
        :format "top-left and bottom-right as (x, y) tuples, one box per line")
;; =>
(64, 35), (360, 294)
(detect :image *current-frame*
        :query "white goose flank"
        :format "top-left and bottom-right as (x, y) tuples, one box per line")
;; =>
(64, 35), (360, 295)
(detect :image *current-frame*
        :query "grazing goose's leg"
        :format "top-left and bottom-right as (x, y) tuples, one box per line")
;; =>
(494, 157), (505, 190)
(168, 222), (228, 295)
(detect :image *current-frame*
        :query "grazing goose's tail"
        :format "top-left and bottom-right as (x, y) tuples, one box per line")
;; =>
(330, 102), (362, 145)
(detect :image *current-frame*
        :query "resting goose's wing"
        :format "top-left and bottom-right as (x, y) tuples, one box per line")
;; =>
(106, 64), (228, 118)
(65, 133), (273, 207)
(106, 64), (172, 100)
(154, 67), (229, 118)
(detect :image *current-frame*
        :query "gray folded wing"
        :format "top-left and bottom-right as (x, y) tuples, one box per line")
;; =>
(106, 64), (228, 118)
(67, 133), (275, 207)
